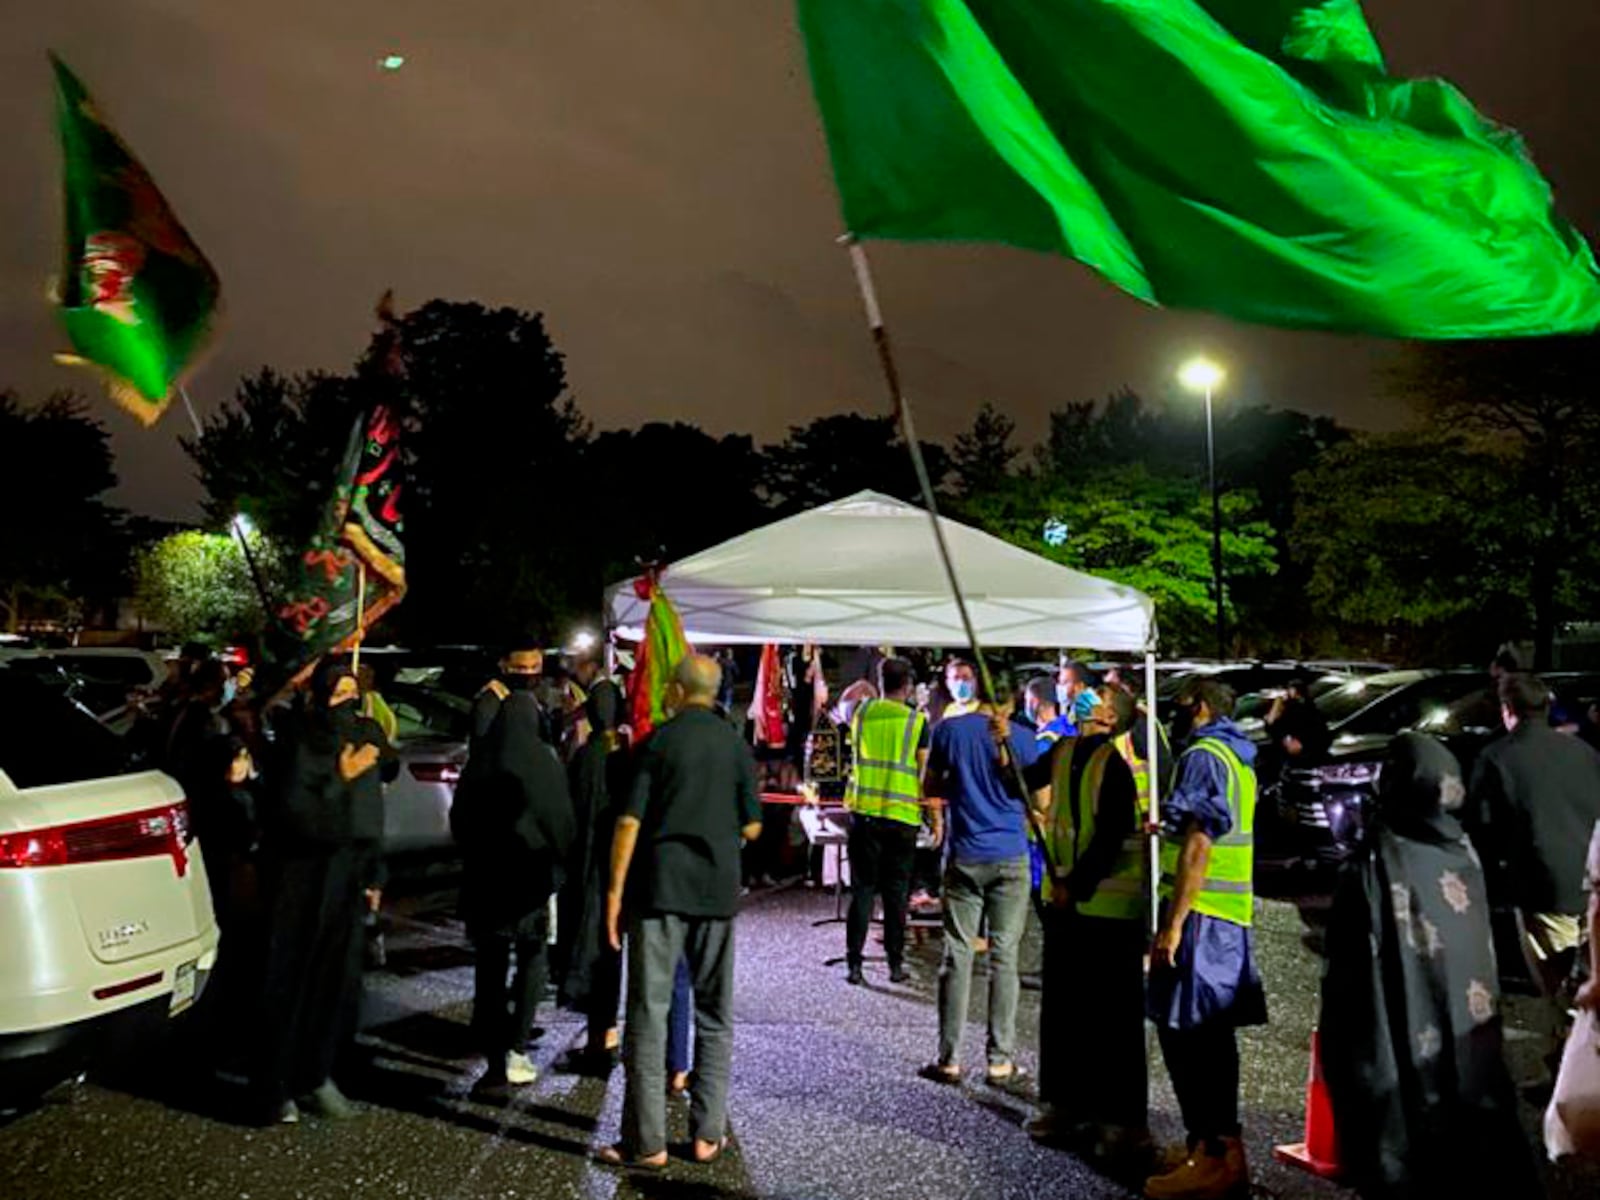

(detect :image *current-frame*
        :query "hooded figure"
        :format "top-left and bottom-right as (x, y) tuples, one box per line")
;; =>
(452, 676), (576, 1085)
(1322, 733), (1538, 1199)
(252, 662), (386, 1124)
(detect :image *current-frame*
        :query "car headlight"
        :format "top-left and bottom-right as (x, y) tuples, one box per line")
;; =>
(1317, 761), (1382, 787)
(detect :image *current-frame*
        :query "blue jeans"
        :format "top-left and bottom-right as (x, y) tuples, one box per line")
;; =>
(667, 956), (692, 1075)
(937, 856), (1030, 1068)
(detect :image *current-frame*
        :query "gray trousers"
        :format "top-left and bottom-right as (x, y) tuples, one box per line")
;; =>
(621, 912), (736, 1154)
(938, 856), (1030, 1068)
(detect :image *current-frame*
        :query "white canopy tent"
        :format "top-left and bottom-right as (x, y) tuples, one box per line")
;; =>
(604, 490), (1155, 651)
(604, 490), (1166, 928)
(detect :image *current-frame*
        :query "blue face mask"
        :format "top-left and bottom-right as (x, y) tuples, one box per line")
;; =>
(950, 678), (975, 704)
(1055, 683), (1072, 711)
(219, 679), (238, 708)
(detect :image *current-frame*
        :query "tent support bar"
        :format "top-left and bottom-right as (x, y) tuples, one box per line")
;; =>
(842, 235), (1057, 879)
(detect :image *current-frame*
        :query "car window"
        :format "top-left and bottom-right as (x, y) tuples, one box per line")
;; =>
(1412, 687), (1500, 735)
(387, 685), (469, 742)
(1317, 676), (1414, 725)
(51, 654), (154, 687)
(0, 672), (131, 788)
(1342, 675), (1484, 736)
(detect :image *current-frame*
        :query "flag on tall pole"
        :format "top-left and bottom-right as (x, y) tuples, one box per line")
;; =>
(797, 1), (1600, 339)
(625, 572), (692, 743)
(265, 298), (407, 691)
(51, 54), (220, 424)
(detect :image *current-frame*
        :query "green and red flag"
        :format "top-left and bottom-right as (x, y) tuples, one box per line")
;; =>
(797, 1), (1600, 338)
(51, 54), (221, 424)
(625, 573), (693, 742)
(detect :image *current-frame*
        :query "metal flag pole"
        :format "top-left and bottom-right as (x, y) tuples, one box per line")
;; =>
(840, 235), (1056, 878)
(177, 386), (274, 617)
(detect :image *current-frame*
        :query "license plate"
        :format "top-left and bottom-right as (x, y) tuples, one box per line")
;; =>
(169, 960), (198, 1016)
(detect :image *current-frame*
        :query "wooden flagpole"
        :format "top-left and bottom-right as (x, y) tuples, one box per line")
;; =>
(840, 235), (1058, 884)
(177, 386), (274, 618)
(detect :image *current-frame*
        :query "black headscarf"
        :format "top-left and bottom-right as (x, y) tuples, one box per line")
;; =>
(1321, 733), (1537, 1198)
(453, 689), (576, 935)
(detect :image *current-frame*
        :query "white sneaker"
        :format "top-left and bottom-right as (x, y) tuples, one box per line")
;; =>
(505, 1051), (539, 1086)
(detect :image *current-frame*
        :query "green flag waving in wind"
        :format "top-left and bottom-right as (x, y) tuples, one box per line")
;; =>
(797, 1), (1600, 338)
(52, 54), (220, 424)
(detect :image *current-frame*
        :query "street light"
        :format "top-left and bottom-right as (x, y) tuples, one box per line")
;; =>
(1179, 357), (1227, 660)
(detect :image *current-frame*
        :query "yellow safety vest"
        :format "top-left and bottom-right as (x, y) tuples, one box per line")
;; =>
(846, 698), (925, 827)
(1042, 738), (1145, 921)
(1159, 738), (1256, 927)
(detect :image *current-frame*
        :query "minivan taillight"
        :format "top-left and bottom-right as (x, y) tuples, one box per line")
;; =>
(0, 801), (194, 876)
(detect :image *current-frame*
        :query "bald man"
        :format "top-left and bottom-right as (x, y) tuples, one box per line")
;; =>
(597, 654), (762, 1170)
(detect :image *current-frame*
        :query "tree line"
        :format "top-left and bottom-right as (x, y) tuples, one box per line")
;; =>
(4, 299), (1597, 667)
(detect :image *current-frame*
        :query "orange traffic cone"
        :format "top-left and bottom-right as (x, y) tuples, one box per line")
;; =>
(1273, 1027), (1342, 1179)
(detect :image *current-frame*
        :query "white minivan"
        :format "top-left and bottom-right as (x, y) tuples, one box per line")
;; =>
(0, 669), (220, 1106)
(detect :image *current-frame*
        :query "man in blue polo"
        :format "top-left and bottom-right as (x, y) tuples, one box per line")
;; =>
(923, 659), (1041, 1087)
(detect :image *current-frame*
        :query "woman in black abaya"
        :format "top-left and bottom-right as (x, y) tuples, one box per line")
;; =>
(252, 663), (386, 1124)
(1321, 732), (1538, 1198)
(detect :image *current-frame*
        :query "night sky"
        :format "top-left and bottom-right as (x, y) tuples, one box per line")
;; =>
(4, 2), (1597, 518)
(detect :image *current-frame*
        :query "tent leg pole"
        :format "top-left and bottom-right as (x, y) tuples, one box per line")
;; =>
(841, 235), (1054, 873)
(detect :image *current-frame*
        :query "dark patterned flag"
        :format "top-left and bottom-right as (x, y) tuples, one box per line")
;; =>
(51, 54), (220, 424)
(269, 403), (407, 682)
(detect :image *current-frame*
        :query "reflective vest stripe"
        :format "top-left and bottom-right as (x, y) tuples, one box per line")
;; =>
(1042, 739), (1145, 922)
(1158, 738), (1256, 927)
(846, 699), (923, 826)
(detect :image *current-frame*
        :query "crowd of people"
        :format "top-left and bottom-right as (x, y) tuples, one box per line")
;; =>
(131, 635), (1600, 1197)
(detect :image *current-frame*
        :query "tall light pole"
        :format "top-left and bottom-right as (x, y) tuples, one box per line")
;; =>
(1179, 358), (1227, 660)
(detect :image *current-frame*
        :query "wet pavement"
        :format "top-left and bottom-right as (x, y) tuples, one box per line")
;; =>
(5, 882), (1595, 1200)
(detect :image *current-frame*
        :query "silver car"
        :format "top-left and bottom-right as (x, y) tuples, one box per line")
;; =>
(381, 683), (472, 857)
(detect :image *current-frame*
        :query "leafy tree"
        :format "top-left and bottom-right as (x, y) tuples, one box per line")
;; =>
(584, 423), (767, 581)
(0, 392), (127, 632)
(949, 402), (1018, 499)
(1292, 432), (1532, 662)
(188, 300), (592, 645)
(134, 530), (269, 643)
(1395, 336), (1600, 667)
(761, 413), (949, 514)
(959, 465), (1277, 653)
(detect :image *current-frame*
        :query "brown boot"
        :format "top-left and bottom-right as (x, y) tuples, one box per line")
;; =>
(1143, 1137), (1248, 1200)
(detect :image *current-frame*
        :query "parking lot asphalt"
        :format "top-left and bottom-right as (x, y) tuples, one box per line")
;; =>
(5, 884), (1596, 1200)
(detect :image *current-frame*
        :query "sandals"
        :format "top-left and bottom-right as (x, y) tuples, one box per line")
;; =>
(919, 1062), (962, 1085)
(692, 1135), (731, 1165)
(985, 1063), (1032, 1093)
(592, 1144), (667, 1172)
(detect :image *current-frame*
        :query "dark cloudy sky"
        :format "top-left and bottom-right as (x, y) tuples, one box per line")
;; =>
(4, 2), (1597, 518)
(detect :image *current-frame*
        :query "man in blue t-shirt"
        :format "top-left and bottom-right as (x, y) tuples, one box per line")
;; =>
(922, 659), (1041, 1087)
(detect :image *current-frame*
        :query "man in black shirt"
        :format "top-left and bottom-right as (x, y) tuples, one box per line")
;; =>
(597, 654), (762, 1170)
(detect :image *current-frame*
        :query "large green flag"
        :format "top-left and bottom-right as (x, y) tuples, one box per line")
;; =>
(52, 54), (220, 424)
(797, 1), (1600, 338)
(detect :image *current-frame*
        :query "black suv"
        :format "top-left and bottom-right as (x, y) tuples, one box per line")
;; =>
(1269, 669), (1600, 876)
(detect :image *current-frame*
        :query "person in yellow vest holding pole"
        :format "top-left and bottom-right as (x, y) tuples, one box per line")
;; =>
(1145, 678), (1267, 1200)
(844, 658), (930, 986)
(1025, 689), (1150, 1162)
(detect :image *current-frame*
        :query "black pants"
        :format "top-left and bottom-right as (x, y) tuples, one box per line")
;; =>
(846, 815), (918, 970)
(472, 906), (551, 1056)
(1039, 909), (1147, 1128)
(586, 939), (624, 1049)
(1157, 1020), (1241, 1147)
(254, 846), (368, 1108)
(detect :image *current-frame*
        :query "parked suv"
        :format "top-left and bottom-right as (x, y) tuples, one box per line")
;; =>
(0, 669), (220, 1107)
